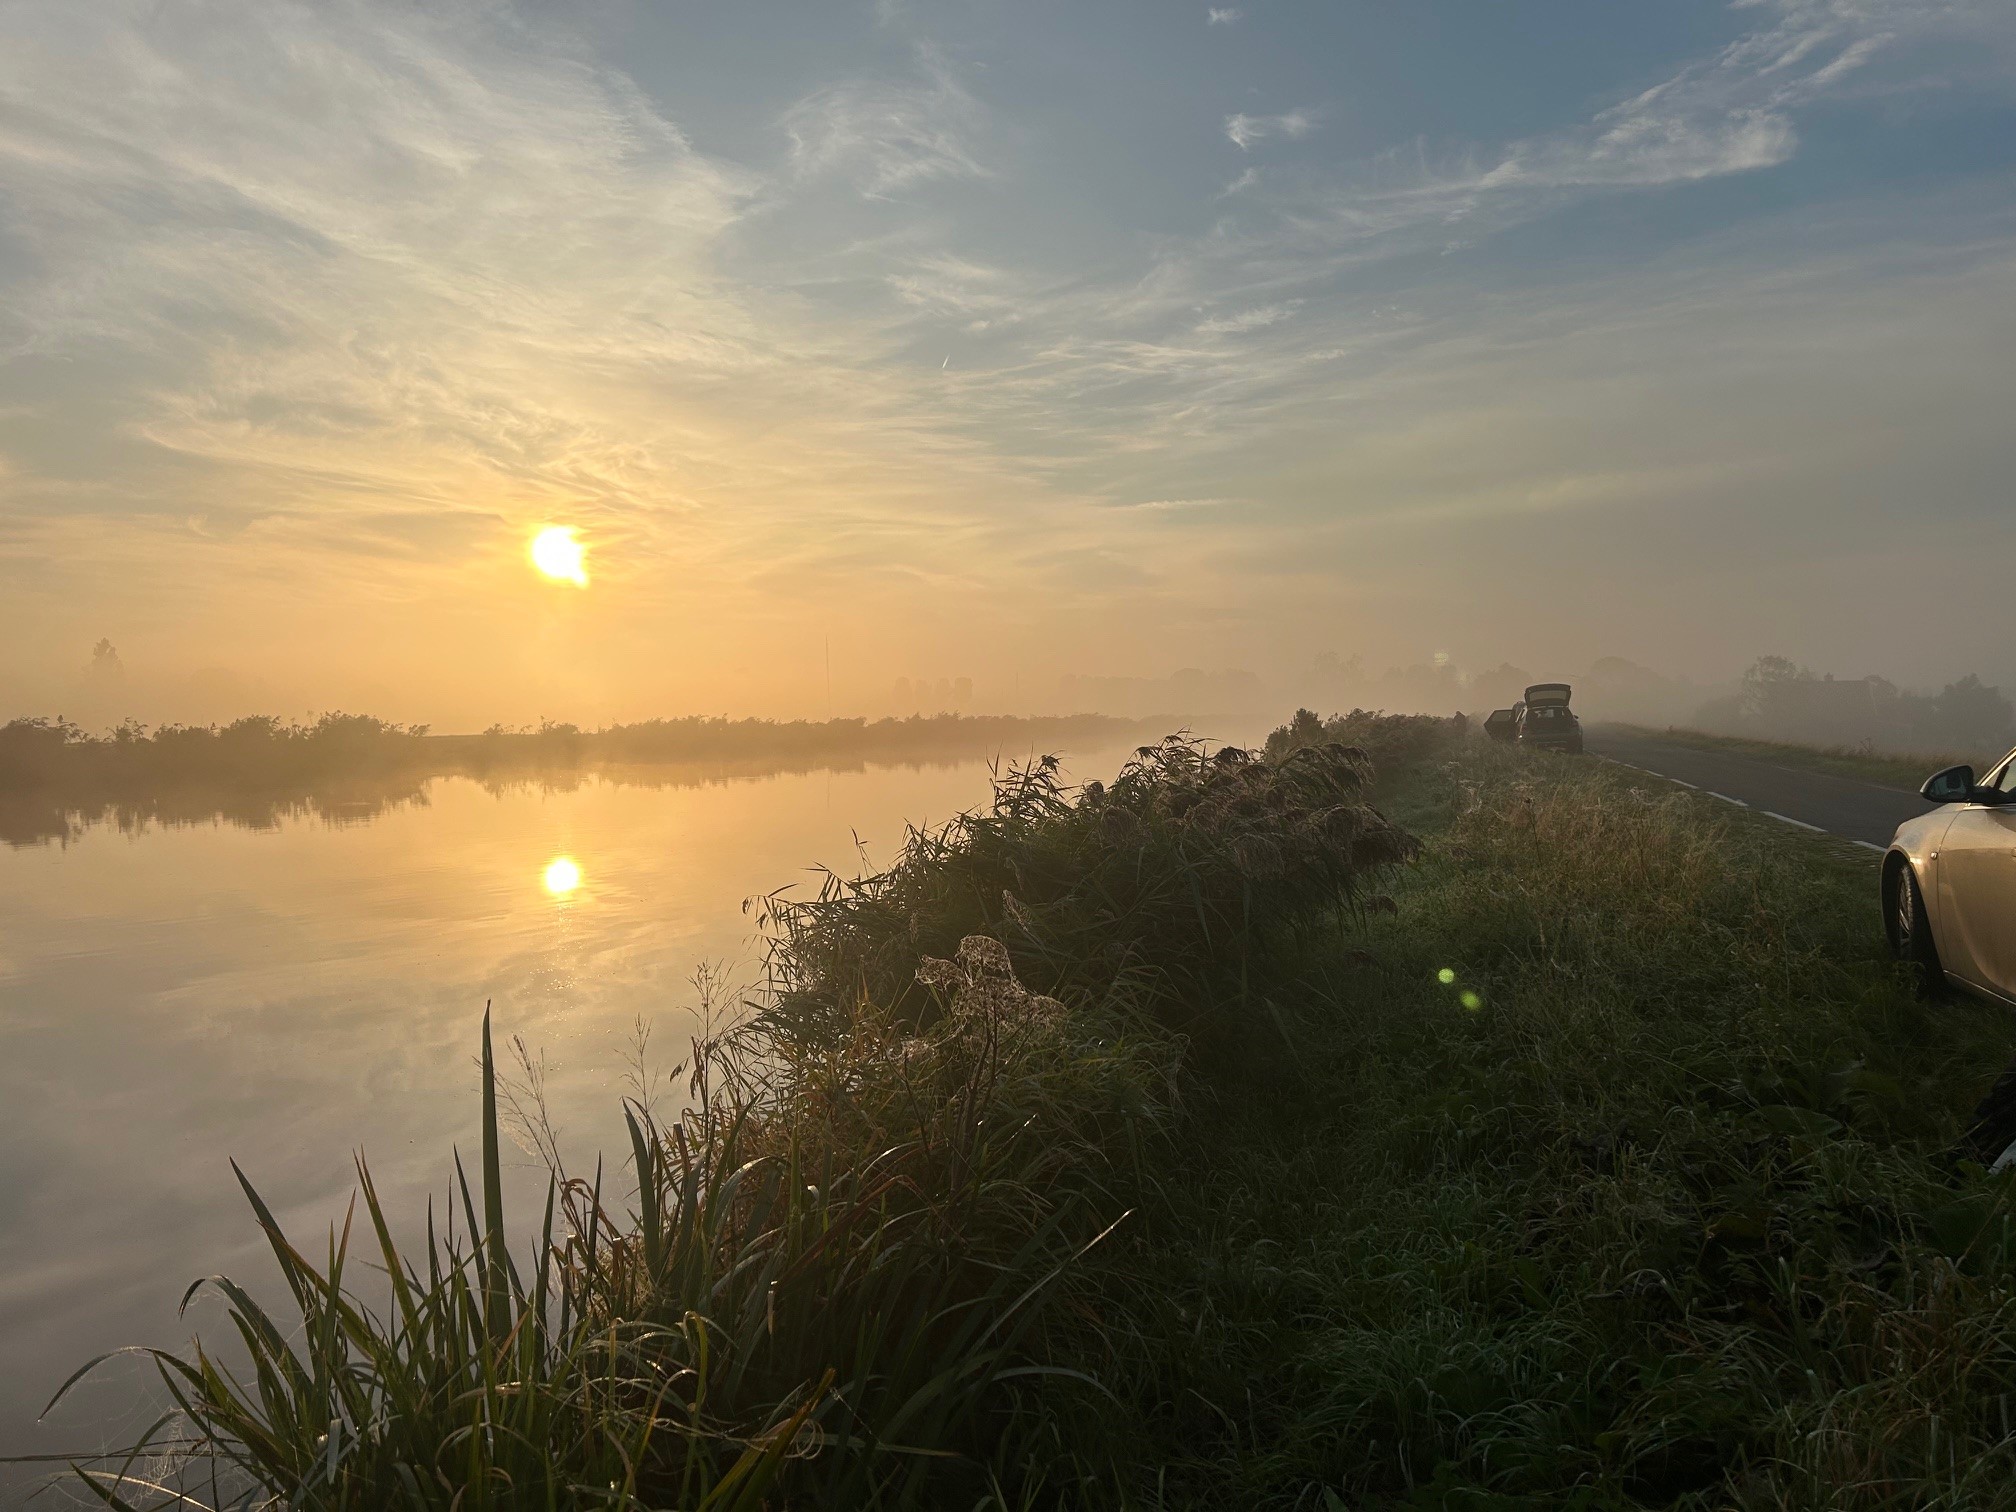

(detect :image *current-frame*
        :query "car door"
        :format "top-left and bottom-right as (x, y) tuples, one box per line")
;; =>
(1934, 753), (2016, 998)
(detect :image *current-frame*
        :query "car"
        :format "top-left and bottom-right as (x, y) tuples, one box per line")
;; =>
(1485, 708), (1520, 743)
(1884, 746), (2016, 1005)
(1516, 683), (1584, 754)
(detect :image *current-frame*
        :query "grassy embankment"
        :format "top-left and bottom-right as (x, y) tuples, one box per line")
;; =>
(1099, 721), (2016, 1506)
(38, 713), (2016, 1508)
(1608, 722), (2001, 792)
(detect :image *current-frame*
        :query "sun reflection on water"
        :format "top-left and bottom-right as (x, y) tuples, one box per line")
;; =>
(543, 856), (582, 896)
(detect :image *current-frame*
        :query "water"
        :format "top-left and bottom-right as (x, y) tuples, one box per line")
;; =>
(0, 744), (1141, 1484)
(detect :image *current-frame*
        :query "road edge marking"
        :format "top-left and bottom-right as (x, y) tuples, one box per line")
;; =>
(1597, 747), (1893, 854)
(1760, 810), (1824, 833)
(1598, 756), (1698, 789)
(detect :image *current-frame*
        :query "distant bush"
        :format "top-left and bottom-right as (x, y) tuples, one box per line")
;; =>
(763, 734), (1417, 1041)
(0, 712), (1149, 795)
(0, 712), (1160, 846)
(1695, 656), (2016, 756)
(1262, 706), (1461, 776)
(0, 712), (429, 792)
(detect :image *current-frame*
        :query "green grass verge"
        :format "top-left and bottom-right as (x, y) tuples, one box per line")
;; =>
(1086, 740), (2016, 1507)
(1604, 723), (1999, 792)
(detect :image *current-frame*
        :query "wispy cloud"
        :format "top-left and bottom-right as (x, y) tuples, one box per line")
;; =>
(1196, 303), (1298, 335)
(885, 254), (1029, 330)
(1196, 0), (2012, 281)
(1225, 110), (1316, 150)
(1469, 0), (1942, 191)
(782, 52), (989, 196)
(1207, 8), (1244, 25)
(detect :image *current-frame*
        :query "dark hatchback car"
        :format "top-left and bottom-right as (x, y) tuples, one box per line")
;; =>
(1517, 684), (1583, 754)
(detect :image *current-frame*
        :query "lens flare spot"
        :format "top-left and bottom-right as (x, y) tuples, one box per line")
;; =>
(543, 856), (582, 896)
(1437, 967), (1457, 985)
(530, 526), (588, 585)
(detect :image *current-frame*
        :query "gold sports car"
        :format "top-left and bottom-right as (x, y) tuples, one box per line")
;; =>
(1885, 747), (2016, 1005)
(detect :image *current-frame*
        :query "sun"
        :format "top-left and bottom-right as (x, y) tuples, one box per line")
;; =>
(530, 526), (587, 586)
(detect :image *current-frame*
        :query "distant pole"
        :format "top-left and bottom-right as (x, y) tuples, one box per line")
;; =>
(825, 636), (832, 724)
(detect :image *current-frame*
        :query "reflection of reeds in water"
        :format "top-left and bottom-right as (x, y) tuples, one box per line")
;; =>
(0, 783), (436, 848)
(0, 712), (1163, 847)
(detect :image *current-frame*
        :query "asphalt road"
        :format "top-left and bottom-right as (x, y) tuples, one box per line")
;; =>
(1582, 725), (1936, 850)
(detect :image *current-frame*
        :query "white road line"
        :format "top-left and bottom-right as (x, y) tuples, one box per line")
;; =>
(1598, 745), (1892, 852)
(1601, 756), (1698, 788)
(1761, 811), (1825, 833)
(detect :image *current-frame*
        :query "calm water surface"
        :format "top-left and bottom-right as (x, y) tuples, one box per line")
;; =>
(0, 745), (1141, 1480)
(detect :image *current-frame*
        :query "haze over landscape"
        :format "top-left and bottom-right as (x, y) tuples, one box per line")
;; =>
(14, 5), (2016, 1507)
(4, 0), (2014, 729)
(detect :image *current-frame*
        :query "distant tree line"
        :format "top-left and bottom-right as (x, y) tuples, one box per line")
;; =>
(0, 712), (433, 791)
(1693, 657), (2016, 756)
(0, 710), (1158, 847)
(450, 714), (1153, 771)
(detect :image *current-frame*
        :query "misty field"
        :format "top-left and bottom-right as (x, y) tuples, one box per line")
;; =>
(32, 720), (2016, 1509)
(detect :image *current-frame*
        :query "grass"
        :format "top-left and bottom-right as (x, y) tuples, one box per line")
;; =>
(1605, 722), (2003, 792)
(29, 720), (2016, 1508)
(1081, 739), (2016, 1507)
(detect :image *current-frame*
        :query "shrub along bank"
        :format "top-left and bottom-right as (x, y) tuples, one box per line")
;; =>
(38, 718), (2016, 1508)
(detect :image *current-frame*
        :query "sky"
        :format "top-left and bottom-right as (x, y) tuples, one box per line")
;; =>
(1, 0), (2013, 727)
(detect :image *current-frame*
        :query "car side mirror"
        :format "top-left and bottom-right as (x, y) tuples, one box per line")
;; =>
(1922, 765), (1974, 802)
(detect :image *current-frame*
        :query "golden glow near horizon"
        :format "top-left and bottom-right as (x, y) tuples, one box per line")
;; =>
(542, 856), (582, 896)
(530, 526), (588, 586)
